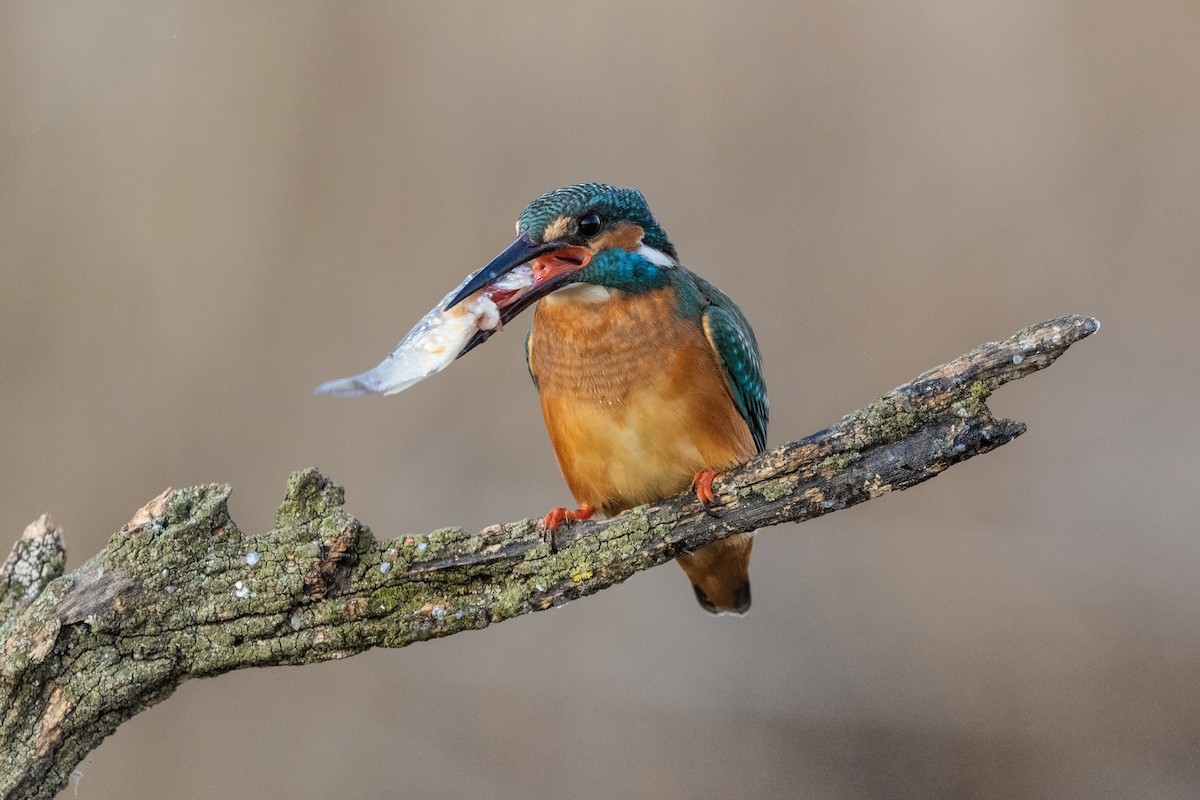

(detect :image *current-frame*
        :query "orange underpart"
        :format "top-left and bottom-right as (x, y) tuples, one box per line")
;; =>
(542, 503), (595, 533)
(692, 469), (721, 514)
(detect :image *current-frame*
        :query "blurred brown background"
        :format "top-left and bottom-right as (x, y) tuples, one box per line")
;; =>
(1, 2), (1196, 798)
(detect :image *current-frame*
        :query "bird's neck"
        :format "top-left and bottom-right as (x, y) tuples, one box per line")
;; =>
(572, 245), (676, 296)
(532, 283), (689, 394)
(543, 283), (619, 305)
(537, 283), (663, 335)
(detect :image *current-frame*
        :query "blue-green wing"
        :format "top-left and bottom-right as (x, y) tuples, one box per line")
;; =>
(693, 275), (769, 453)
(524, 323), (538, 389)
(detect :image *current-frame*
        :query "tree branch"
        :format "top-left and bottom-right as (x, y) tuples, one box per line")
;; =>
(0, 315), (1098, 800)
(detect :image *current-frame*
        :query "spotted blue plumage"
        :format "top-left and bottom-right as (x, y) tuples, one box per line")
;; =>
(691, 275), (769, 453)
(519, 183), (677, 259)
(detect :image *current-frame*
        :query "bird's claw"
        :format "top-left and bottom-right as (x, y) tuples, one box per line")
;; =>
(541, 505), (595, 553)
(692, 470), (724, 517)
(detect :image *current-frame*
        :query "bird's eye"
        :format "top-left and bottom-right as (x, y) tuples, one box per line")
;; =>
(578, 212), (603, 238)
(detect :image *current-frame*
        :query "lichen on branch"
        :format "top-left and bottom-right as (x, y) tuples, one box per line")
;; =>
(0, 314), (1098, 800)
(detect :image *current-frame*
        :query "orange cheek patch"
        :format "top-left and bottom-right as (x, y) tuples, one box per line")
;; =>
(589, 222), (645, 253)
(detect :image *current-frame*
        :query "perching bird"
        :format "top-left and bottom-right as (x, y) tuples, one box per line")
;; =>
(449, 184), (767, 614)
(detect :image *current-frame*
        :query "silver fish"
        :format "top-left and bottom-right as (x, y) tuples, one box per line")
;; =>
(314, 264), (535, 397)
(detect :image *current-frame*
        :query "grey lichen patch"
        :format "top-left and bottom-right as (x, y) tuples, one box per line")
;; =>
(1, 515), (67, 625)
(839, 394), (929, 444)
(106, 484), (239, 595)
(276, 468), (347, 527)
(950, 390), (992, 423)
(574, 511), (655, 567)
(470, 520), (639, 621)
(592, 507), (656, 546)
(163, 483), (233, 531)
(368, 582), (429, 618)
(357, 545), (407, 584)
(510, 508), (671, 603)
(1, 584), (69, 677)
(425, 527), (468, 552)
(883, 410), (919, 437)
(506, 519), (540, 545)
(820, 451), (862, 472)
(747, 478), (794, 503)
(369, 593), (488, 647)
(492, 582), (532, 620)
(398, 534), (431, 557)
(970, 378), (1000, 401)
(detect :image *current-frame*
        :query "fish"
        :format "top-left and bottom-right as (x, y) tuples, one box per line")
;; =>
(314, 264), (535, 397)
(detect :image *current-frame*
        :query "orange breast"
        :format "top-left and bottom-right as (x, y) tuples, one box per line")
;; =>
(529, 285), (755, 516)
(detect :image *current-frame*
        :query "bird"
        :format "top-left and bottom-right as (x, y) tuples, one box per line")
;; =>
(447, 184), (768, 615)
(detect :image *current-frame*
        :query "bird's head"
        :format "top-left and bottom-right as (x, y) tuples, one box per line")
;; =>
(446, 183), (678, 325)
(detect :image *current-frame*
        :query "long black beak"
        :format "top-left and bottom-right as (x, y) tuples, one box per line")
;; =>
(445, 233), (562, 310)
(450, 233), (592, 359)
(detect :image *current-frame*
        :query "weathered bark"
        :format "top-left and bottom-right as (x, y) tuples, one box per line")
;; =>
(0, 315), (1098, 800)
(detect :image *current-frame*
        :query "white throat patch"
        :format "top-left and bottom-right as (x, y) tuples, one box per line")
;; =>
(637, 244), (676, 268)
(545, 283), (616, 304)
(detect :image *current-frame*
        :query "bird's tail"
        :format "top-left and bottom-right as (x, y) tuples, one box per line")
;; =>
(676, 533), (753, 615)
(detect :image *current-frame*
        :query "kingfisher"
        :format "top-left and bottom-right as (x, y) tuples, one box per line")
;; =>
(448, 184), (768, 615)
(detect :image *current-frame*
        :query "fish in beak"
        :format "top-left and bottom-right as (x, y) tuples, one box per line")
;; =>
(447, 233), (591, 357)
(314, 235), (590, 397)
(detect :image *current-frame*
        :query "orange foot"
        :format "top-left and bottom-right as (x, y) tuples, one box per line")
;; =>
(692, 470), (723, 517)
(541, 504), (595, 552)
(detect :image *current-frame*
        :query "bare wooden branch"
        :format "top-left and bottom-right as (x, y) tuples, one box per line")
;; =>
(0, 315), (1098, 800)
